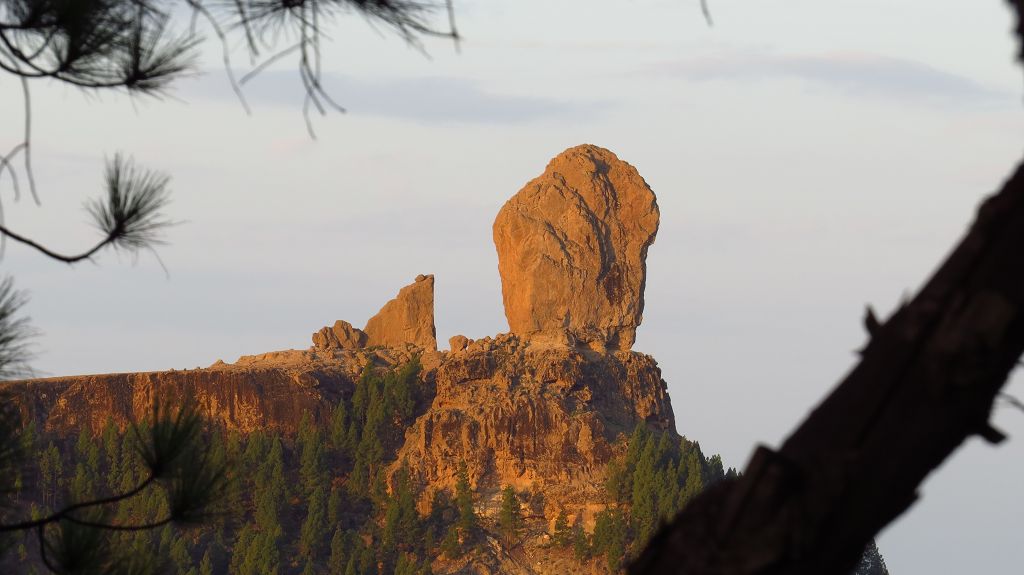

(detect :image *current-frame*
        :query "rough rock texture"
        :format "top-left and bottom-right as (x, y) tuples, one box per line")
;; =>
(5, 147), (677, 574)
(493, 144), (659, 351)
(0, 347), (425, 435)
(312, 319), (367, 350)
(390, 334), (674, 532)
(4, 332), (674, 575)
(364, 274), (438, 350)
(449, 334), (471, 353)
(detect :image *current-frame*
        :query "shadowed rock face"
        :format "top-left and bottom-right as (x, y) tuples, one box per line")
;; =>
(493, 144), (660, 351)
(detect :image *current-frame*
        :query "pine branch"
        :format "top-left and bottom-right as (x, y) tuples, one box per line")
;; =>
(0, 154), (172, 264)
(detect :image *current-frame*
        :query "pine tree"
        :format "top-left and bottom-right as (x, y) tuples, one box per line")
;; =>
(297, 412), (327, 496)
(101, 418), (121, 491)
(553, 510), (572, 548)
(357, 543), (376, 575)
(199, 547), (214, 575)
(330, 399), (350, 454)
(426, 488), (454, 543)
(299, 431), (327, 497)
(69, 462), (93, 501)
(853, 540), (890, 575)
(158, 524), (175, 562)
(706, 454), (725, 484)
(170, 536), (192, 574)
(328, 486), (345, 526)
(455, 461), (477, 537)
(680, 450), (706, 508)
(254, 434), (286, 532)
(592, 508), (627, 571)
(241, 430), (268, 477)
(382, 465), (420, 559)
(228, 524), (255, 574)
(604, 459), (627, 504)
(498, 486), (522, 547)
(75, 427), (101, 478)
(439, 526), (461, 559)
(300, 485), (328, 560)
(328, 528), (347, 574)
(38, 441), (62, 509)
(571, 522), (589, 561)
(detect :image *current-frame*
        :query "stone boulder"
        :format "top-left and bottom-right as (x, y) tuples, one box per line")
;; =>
(312, 320), (367, 350)
(492, 144), (659, 351)
(448, 334), (471, 353)
(364, 274), (437, 350)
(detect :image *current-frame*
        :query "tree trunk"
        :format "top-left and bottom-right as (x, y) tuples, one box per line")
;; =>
(631, 4), (1024, 572)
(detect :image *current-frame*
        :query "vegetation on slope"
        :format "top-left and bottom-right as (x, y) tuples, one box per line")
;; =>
(1, 360), (887, 574)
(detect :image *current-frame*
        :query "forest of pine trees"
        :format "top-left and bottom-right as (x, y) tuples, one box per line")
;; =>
(0, 359), (886, 574)
(543, 423), (736, 570)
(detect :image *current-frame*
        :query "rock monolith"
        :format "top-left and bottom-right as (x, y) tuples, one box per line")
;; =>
(492, 144), (659, 351)
(363, 274), (437, 350)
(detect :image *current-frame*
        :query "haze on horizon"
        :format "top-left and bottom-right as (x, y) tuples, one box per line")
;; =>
(1, 1), (1022, 572)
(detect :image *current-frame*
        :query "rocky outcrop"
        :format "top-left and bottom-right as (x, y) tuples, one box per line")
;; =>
(449, 334), (471, 353)
(312, 320), (367, 350)
(364, 274), (437, 350)
(312, 274), (437, 351)
(493, 144), (659, 351)
(391, 334), (674, 530)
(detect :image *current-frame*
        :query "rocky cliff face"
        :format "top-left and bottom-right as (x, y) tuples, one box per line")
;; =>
(493, 145), (660, 352)
(3, 336), (673, 574)
(2, 347), (427, 435)
(393, 333), (673, 526)
(3, 144), (672, 574)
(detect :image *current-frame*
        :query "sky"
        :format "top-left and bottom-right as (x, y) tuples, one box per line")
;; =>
(1, 0), (1023, 571)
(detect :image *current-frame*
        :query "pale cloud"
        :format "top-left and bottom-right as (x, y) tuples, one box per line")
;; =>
(660, 51), (1013, 106)
(179, 70), (610, 124)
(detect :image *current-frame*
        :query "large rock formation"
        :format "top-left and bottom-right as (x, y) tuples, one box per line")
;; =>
(3, 145), (679, 575)
(493, 144), (660, 351)
(312, 274), (437, 351)
(364, 274), (437, 350)
(393, 334), (674, 528)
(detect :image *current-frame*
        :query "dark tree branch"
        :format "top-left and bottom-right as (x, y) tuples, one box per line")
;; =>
(0, 223), (114, 263)
(633, 164), (1024, 575)
(631, 102), (1024, 575)
(632, 5), (1024, 573)
(0, 154), (172, 264)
